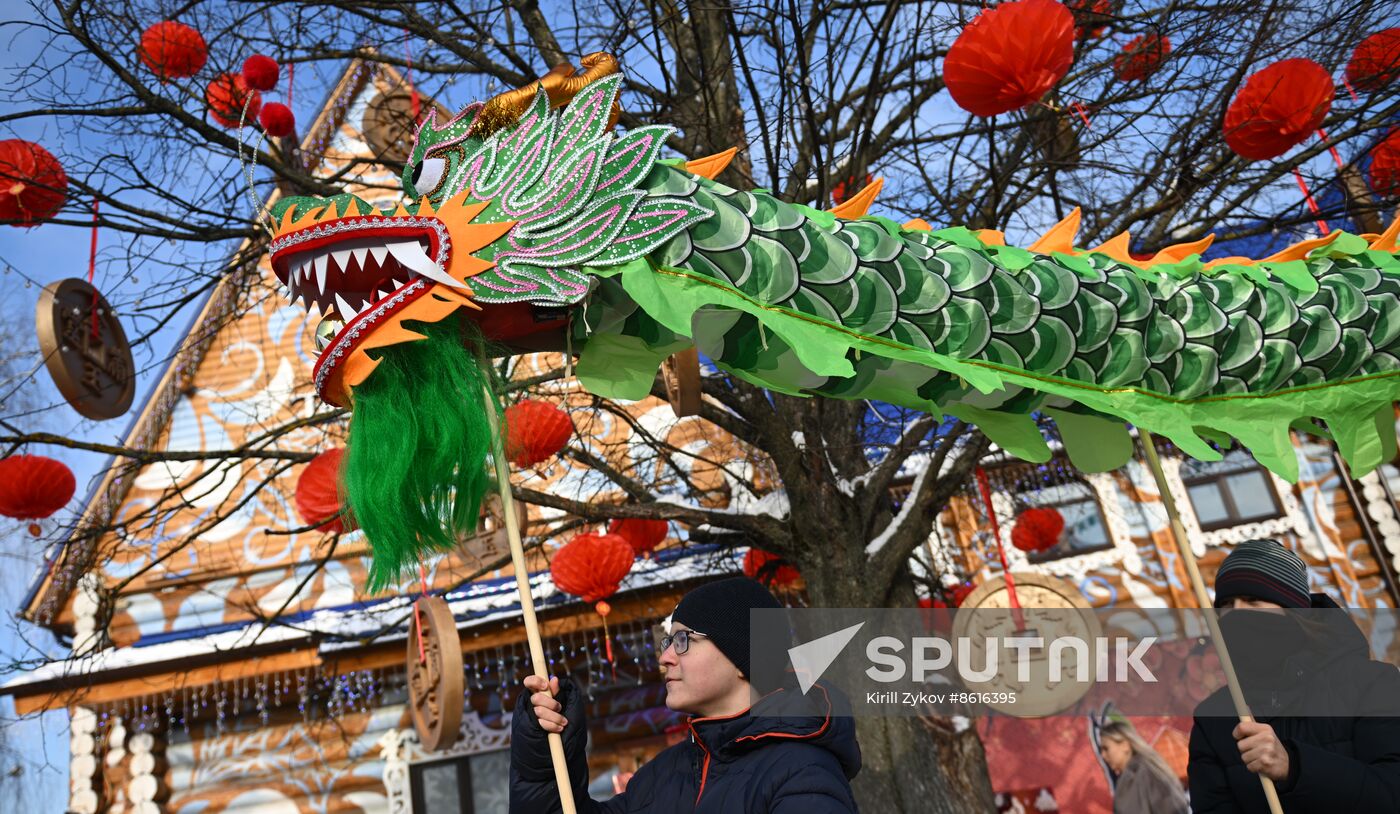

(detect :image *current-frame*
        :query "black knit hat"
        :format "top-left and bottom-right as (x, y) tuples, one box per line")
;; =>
(670, 577), (783, 678)
(1214, 538), (1310, 609)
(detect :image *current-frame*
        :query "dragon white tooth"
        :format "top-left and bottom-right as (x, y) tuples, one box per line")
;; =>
(335, 293), (358, 321)
(332, 248), (354, 271)
(351, 247), (370, 267)
(386, 241), (467, 289)
(314, 253), (330, 293)
(370, 245), (390, 265)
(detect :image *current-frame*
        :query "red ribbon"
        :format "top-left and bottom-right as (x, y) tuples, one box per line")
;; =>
(1315, 129), (1344, 171)
(1292, 167), (1329, 235)
(403, 31), (421, 122)
(1342, 77), (1359, 103)
(975, 467), (1025, 630)
(413, 562), (431, 664)
(1072, 101), (1092, 130)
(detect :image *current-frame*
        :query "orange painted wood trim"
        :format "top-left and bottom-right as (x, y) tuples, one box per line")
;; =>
(13, 648), (321, 715)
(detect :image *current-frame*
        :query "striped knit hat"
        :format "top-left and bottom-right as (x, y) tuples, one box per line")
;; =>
(1213, 538), (1310, 609)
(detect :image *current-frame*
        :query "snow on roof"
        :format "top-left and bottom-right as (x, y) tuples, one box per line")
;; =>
(3, 545), (740, 692)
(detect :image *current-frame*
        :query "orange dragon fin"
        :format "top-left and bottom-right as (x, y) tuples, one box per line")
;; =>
(1029, 208), (1082, 254)
(1371, 214), (1400, 253)
(829, 177), (884, 219)
(683, 147), (739, 180)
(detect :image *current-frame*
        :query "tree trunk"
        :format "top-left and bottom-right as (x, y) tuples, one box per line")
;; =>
(796, 521), (998, 814)
(851, 716), (996, 814)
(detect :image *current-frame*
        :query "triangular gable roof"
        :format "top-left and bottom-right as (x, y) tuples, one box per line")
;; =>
(21, 58), (389, 625)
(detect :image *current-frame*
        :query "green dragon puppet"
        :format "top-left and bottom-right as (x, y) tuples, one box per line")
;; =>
(268, 57), (1400, 588)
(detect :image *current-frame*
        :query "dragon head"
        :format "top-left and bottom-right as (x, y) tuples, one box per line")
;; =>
(268, 53), (702, 408)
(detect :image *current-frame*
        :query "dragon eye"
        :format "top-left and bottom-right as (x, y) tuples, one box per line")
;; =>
(411, 157), (446, 196)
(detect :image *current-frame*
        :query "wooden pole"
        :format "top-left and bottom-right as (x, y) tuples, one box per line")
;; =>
(483, 384), (578, 814)
(1139, 433), (1283, 814)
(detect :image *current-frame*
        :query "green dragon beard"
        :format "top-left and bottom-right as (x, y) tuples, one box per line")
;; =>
(343, 317), (497, 593)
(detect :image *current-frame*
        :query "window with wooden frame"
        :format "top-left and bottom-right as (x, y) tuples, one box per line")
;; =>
(1020, 481), (1115, 564)
(409, 750), (509, 814)
(1180, 450), (1284, 531)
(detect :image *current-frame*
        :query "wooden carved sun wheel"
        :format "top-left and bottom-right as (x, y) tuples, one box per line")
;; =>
(361, 90), (448, 165)
(1028, 112), (1081, 167)
(406, 595), (464, 751)
(661, 347), (701, 417)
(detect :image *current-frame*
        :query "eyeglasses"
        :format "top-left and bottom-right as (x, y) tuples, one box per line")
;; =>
(659, 629), (711, 656)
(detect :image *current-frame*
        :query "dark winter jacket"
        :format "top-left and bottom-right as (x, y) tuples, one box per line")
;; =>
(1113, 754), (1189, 814)
(1188, 593), (1400, 813)
(510, 678), (861, 813)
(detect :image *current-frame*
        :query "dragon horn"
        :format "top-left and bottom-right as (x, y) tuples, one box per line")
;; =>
(470, 52), (622, 138)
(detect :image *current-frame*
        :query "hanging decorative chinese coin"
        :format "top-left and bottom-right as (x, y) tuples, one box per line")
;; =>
(35, 278), (135, 420)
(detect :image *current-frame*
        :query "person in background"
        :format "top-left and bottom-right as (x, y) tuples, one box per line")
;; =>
(509, 577), (861, 813)
(1187, 538), (1400, 812)
(1099, 720), (1189, 814)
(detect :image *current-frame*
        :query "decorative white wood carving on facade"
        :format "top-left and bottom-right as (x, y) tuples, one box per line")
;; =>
(379, 710), (513, 810)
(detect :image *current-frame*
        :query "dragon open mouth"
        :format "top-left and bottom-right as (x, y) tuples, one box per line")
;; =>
(269, 215), (460, 326)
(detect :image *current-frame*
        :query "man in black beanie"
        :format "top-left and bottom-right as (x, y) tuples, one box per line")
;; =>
(1187, 539), (1400, 812)
(510, 576), (861, 813)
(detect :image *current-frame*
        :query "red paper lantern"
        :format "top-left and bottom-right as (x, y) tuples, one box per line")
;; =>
(294, 448), (353, 533)
(0, 140), (67, 227)
(1222, 59), (1333, 161)
(1011, 506), (1066, 552)
(206, 73), (262, 129)
(1068, 0), (1112, 40)
(943, 0), (1075, 118)
(832, 173), (873, 205)
(743, 548), (800, 589)
(259, 103), (296, 138)
(551, 532), (635, 603)
(1113, 34), (1171, 83)
(504, 399), (574, 467)
(918, 596), (954, 634)
(0, 455), (76, 535)
(1370, 129), (1400, 198)
(608, 518), (669, 556)
(241, 54), (280, 92)
(1347, 28), (1400, 93)
(138, 21), (208, 80)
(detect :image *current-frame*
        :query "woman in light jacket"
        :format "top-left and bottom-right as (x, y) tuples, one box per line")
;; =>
(1100, 721), (1190, 814)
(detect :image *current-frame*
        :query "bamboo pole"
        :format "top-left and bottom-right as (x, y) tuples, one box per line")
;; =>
(1139, 433), (1283, 814)
(483, 384), (578, 814)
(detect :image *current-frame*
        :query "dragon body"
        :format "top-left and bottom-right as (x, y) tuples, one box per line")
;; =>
(268, 66), (1400, 586)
